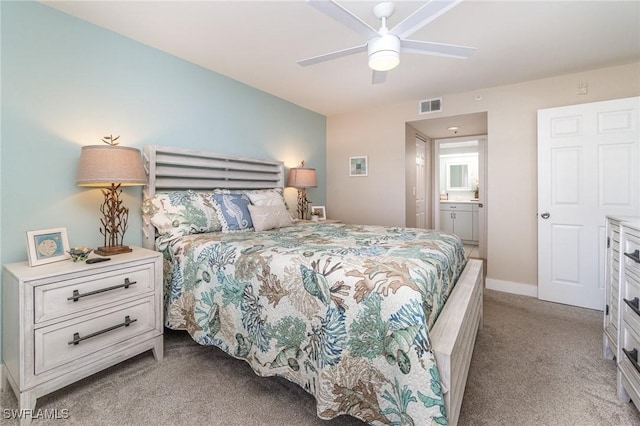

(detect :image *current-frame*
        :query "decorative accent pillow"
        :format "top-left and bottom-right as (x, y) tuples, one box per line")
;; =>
(248, 205), (294, 231)
(245, 189), (286, 207)
(212, 194), (254, 232)
(245, 188), (296, 220)
(141, 191), (222, 250)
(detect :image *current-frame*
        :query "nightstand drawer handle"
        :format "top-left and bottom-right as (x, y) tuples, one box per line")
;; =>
(623, 348), (640, 375)
(624, 297), (640, 317)
(67, 278), (137, 302)
(625, 249), (640, 264)
(68, 315), (137, 345)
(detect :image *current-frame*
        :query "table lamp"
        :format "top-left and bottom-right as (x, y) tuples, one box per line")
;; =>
(288, 161), (317, 220)
(76, 136), (146, 255)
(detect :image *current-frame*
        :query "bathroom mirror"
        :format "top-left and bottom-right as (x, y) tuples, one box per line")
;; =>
(446, 162), (471, 190)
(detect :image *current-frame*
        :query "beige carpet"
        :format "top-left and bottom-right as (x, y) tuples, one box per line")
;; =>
(2, 289), (640, 425)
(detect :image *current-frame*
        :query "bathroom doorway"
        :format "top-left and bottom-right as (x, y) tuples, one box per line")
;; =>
(435, 136), (487, 259)
(407, 112), (488, 259)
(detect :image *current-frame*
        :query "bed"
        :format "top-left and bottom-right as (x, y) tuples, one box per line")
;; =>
(141, 145), (483, 426)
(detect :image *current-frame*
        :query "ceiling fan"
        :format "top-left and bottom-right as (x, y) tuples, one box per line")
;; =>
(298, 0), (476, 84)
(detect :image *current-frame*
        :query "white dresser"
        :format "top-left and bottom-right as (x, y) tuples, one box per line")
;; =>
(604, 216), (624, 359)
(614, 219), (640, 409)
(2, 247), (163, 425)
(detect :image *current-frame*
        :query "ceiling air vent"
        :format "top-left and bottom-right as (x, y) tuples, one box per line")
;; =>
(419, 97), (443, 114)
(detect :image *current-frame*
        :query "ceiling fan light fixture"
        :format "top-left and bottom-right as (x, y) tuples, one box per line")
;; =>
(301, 0), (475, 83)
(369, 50), (400, 71)
(368, 34), (400, 71)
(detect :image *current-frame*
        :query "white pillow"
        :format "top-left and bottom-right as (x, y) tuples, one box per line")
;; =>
(246, 189), (287, 207)
(246, 189), (296, 221)
(248, 205), (293, 231)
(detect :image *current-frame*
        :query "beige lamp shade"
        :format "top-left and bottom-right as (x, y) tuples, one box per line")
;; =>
(288, 167), (317, 188)
(76, 145), (146, 187)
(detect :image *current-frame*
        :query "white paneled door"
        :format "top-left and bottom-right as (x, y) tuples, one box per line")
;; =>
(416, 139), (426, 229)
(538, 97), (639, 309)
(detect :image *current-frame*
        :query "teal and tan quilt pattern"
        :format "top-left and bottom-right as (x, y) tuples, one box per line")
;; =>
(163, 223), (467, 425)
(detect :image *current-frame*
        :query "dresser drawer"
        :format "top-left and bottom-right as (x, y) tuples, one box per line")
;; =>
(619, 322), (640, 402)
(33, 264), (156, 323)
(621, 272), (640, 332)
(623, 229), (640, 280)
(34, 296), (157, 375)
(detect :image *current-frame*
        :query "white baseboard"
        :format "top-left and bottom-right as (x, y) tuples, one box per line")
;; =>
(486, 278), (538, 298)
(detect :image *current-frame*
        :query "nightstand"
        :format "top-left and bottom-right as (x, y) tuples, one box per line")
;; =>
(2, 247), (163, 425)
(296, 219), (343, 224)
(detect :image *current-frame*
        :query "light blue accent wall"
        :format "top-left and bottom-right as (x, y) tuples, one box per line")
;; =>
(0, 0), (3, 378)
(0, 2), (325, 363)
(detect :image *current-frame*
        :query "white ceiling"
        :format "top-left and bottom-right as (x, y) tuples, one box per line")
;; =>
(43, 0), (639, 127)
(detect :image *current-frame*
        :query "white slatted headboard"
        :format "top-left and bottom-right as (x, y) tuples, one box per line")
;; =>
(142, 145), (285, 249)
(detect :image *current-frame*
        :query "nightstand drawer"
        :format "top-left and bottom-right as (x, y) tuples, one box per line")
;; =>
(34, 264), (155, 323)
(35, 296), (156, 375)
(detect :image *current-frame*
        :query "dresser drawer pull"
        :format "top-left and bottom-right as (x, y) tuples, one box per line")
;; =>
(624, 297), (640, 317)
(625, 249), (640, 264)
(67, 278), (137, 302)
(68, 315), (138, 345)
(623, 348), (640, 375)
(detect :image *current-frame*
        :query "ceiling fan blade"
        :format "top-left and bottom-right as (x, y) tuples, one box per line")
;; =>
(298, 44), (367, 67)
(372, 70), (387, 84)
(390, 0), (463, 40)
(401, 39), (476, 59)
(308, 0), (379, 40)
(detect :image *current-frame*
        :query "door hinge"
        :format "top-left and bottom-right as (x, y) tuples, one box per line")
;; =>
(606, 304), (610, 315)
(607, 236), (610, 248)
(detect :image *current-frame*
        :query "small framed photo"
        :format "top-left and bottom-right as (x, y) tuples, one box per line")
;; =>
(311, 206), (326, 220)
(349, 156), (368, 177)
(26, 227), (70, 266)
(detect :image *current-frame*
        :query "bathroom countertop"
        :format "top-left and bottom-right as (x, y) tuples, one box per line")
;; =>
(440, 199), (480, 204)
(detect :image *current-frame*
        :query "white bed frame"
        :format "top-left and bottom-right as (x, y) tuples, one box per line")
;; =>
(141, 145), (483, 426)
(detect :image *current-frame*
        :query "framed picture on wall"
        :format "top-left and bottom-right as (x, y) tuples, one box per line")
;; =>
(349, 156), (368, 177)
(26, 227), (70, 266)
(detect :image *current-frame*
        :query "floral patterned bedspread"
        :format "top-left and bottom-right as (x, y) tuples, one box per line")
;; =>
(162, 223), (467, 425)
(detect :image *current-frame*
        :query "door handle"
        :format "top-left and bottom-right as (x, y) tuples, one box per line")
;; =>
(540, 212), (550, 219)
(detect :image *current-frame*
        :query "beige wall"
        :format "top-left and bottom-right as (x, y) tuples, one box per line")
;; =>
(327, 108), (408, 226)
(327, 62), (640, 293)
